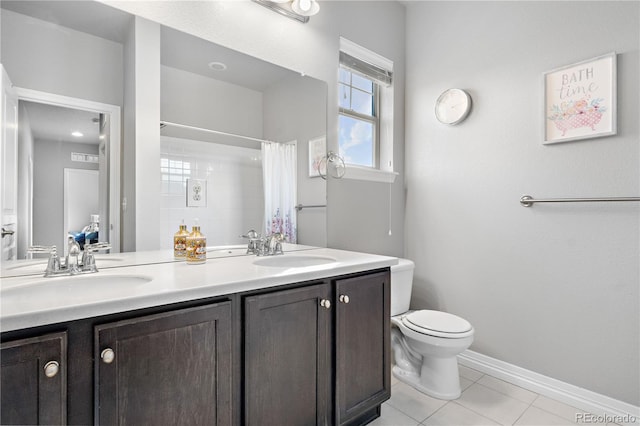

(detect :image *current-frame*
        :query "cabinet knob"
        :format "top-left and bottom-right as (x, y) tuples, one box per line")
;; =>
(320, 299), (331, 309)
(101, 348), (115, 364)
(339, 294), (350, 304)
(43, 361), (59, 378)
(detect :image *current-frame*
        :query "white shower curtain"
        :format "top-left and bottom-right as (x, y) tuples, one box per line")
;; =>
(262, 142), (297, 243)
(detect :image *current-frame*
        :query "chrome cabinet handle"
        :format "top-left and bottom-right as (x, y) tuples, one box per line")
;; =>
(320, 299), (331, 309)
(339, 294), (350, 304)
(1, 228), (14, 238)
(101, 348), (115, 364)
(43, 361), (59, 378)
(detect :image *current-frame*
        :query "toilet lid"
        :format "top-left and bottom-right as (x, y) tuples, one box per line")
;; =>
(403, 310), (472, 335)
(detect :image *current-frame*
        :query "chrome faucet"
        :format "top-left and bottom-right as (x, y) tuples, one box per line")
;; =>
(81, 242), (112, 273)
(28, 240), (111, 277)
(241, 230), (262, 255)
(242, 230), (284, 256)
(27, 245), (62, 277)
(66, 236), (81, 274)
(257, 232), (284, 256)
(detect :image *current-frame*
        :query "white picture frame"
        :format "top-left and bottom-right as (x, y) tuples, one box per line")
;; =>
(308, 136), (326, 178)
(543, 52), (616, 144)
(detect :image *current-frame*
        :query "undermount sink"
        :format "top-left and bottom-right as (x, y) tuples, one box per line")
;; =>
(1, 274), (154, 305)
(253, 254), (337, 268)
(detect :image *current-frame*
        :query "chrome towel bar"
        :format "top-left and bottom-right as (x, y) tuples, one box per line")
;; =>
(295, 204), (326, 212)
(520, 195), (640, 207)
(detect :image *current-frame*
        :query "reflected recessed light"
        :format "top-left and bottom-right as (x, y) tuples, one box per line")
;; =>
(291, 0), (319, 16)
(71, 131), (83, 137)
(208, 61), (227, 71)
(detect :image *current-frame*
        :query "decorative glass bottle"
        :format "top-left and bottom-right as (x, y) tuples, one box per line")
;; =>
(186, 224), (206, 264)
(173, 222), (189, 259)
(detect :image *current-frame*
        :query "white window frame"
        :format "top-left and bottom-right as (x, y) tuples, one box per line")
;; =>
(338, 68), (380, 168)
(339, 37), (397, 183)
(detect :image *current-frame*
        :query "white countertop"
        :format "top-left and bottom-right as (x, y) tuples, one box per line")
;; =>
(0, 246), (397, 332)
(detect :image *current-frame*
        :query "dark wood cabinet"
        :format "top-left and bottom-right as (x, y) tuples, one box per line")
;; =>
(0, 332), (67, 425)
(244, 283), (331, 426)
(94, 302), (232, 425)
(335, 271), (390, 425)
(244, 269), (391, 426)
(1, 267), (389, 426)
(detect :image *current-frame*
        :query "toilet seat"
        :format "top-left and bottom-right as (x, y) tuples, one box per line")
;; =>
(402, 310), (473, 338)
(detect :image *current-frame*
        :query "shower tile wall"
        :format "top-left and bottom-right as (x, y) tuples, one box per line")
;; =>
(160, 136), (263, 248)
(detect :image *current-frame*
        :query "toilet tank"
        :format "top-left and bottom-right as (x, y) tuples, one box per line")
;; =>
(390, 258), (415, 316)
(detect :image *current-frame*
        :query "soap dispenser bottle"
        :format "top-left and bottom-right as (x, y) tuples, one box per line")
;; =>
(186, 220), (206, 264)
(173, 220), (189, 259)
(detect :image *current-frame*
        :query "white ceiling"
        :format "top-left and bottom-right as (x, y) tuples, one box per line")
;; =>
(160, 25), (296, 92)
(22, 101), (101, 145)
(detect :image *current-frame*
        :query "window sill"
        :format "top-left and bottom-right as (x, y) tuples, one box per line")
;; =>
(342, 165), (398, 183)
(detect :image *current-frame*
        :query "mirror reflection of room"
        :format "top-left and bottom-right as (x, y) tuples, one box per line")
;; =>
(159, 25), (327, 250)
(0, 0), (327, 260)
(20, 102), (108, 257)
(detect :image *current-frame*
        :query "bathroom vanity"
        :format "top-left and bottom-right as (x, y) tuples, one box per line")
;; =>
(0, 248), (395, 425)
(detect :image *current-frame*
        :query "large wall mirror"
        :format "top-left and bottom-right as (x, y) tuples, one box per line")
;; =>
(1, 0), (327, 269)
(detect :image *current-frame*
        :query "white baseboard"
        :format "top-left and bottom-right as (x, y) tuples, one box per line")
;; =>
(458, 350), (639, 424)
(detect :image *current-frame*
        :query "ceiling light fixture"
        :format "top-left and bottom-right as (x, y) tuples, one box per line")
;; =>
(252, 0), (319, 23)
(71, 131), (83, 137)
(291, 0), (319, 16)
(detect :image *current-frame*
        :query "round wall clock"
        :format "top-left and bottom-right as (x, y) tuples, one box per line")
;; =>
(435, 88), (472, 125)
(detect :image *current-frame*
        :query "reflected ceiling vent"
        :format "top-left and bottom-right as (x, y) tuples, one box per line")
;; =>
(252, 0), (320, 23)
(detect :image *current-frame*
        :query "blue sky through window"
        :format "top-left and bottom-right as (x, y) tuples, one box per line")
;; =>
(339, 67), (376, 168)
(339, 115), (373, 167)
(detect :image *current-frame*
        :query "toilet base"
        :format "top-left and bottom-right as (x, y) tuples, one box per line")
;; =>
(392, 356), (462, 400)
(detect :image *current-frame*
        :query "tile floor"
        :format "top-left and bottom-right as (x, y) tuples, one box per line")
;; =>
(371, 364), (621, 426)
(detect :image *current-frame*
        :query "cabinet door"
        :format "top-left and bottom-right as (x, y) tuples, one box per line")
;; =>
(1, 332), (67, 425)
(335, 271), (390, 425)
(95, 301), (232, 426)
(245, 283), (331, 426)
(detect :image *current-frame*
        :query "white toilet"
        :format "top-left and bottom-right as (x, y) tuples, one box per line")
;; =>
(390, 259), (474, 400)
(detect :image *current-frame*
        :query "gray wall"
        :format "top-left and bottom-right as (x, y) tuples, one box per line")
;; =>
(161, 65), (263, 142)
(263, 75), (328, 247)
(324, 1), (406, 257)
(405, 1), (639, 404)
(0, 9), (123, 106)
(121, 16), (161, 252)
(33, 140), (98, 252)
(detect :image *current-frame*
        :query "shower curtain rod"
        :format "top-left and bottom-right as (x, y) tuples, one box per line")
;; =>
(160, 121), (273, 145)
(520, 194), (640, 207)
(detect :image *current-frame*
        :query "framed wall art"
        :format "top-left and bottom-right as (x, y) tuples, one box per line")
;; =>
(543, 52), (616, 144)
(308, 136), (326, 178)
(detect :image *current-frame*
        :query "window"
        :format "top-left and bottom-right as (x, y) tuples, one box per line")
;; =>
(338, 39), (393, 177)
(338, 67), (379, 168)
(161, 157), (191, 194)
